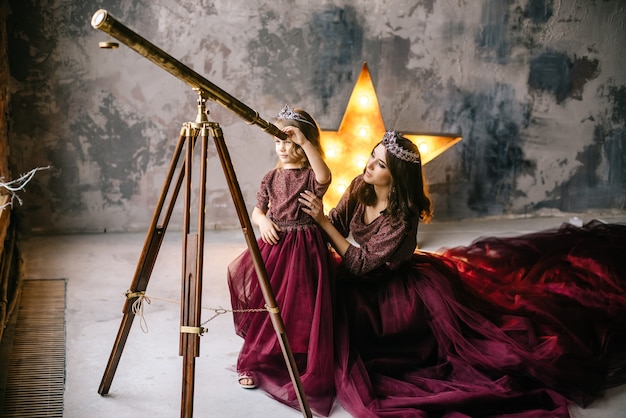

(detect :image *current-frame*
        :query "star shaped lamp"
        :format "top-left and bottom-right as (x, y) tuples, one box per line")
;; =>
(321, 62), (462, 208)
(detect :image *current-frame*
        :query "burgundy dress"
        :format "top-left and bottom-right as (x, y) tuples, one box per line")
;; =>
(330, 175), (626, 417)
(227, 167), (335, 416)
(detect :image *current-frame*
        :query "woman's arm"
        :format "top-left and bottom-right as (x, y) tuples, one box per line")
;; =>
(299, 190), (351, 256)
(300, 175), (360, 256)
(341, 222), (413, 275)
(301, 175), (416, 275)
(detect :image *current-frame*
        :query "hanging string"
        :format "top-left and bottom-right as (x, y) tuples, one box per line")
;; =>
(131, 294), (152, 333)
(0, 166), (51, 210)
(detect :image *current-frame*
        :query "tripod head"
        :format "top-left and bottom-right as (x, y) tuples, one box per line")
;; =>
(91, 9), (287, 141)
(193, 88), (209, 127)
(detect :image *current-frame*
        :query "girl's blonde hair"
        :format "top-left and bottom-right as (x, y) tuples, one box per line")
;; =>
(275, 108), (324, 168)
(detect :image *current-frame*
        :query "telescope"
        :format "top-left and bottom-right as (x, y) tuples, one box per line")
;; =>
(91, 9), (311, 418)
(90, 8), (287, 140)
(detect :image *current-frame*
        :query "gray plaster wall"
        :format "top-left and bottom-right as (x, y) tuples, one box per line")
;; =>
(6, 0), (626, 233)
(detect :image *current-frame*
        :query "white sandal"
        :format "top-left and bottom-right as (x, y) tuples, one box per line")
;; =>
(237, 371), (256, 389)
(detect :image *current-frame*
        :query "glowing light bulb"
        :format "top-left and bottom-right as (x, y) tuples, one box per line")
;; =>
(358, 127), (369, 138)
(354, 156), (367, 168)
(327, 147), (337, 158)
(418, 142), (429, 153)
(337, 183), (348, 194)
(358, 95), (370, 108)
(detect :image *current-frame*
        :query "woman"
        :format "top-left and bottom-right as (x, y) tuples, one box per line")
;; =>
(300, 130), (626, 417)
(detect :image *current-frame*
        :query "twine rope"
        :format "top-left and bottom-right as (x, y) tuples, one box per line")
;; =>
(126, 290), (269, 334)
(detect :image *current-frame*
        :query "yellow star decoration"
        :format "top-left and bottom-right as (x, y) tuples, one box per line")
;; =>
(321, 62), (462, 208)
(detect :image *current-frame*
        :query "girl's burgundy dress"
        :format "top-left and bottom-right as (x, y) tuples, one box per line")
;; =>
(329, 175), (626, 417)
(227, 167), (335, 416)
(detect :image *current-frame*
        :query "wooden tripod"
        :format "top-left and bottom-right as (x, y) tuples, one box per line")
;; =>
(97, 90), (312, 418)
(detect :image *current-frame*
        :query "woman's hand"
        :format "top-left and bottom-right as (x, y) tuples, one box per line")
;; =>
(299, 190), (327, 224)
(300, 190), (350, 257)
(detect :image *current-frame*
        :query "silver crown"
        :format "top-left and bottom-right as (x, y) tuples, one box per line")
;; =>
(277, 104), (316, 127)
(382, 130), (421, 164)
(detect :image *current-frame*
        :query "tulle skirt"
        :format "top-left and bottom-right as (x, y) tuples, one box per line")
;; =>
(227, 225), (335, 416)
(334, 220), (626, 417)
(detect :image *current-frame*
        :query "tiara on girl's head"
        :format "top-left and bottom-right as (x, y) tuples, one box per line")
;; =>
(382, 130), (421, 164)
(277, 104), (316, 127)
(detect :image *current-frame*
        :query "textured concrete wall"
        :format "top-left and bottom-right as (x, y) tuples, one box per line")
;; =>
(6, 0), (626, 233)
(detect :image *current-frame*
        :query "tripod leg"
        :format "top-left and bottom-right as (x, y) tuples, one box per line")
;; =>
(180, 233), (198, 417)
(179, 126), (209, 417)
(98, 126), (190, 395)
(210, 124), (312, 418)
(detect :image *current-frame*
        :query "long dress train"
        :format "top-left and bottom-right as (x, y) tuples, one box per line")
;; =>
(333, 220), (626, 417)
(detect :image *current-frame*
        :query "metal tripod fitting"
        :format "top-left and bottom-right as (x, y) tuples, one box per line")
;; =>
(193, 88), (209, 126)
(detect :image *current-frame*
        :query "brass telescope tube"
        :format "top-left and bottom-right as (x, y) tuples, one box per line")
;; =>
(90, 9), (287, 141)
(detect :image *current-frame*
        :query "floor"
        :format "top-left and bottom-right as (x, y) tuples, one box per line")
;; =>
(13, 212), (626, 417)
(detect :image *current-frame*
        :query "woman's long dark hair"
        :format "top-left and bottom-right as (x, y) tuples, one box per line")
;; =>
(358, 135), (432, 227)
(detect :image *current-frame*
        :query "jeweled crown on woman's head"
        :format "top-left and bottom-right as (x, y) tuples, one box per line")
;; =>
(382, 130), (421, 164)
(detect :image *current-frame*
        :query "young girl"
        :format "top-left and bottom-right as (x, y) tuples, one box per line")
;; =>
(227, 105), (335, 416)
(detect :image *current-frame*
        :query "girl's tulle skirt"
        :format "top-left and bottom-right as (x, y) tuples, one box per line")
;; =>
(228, 225), (335, 416)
